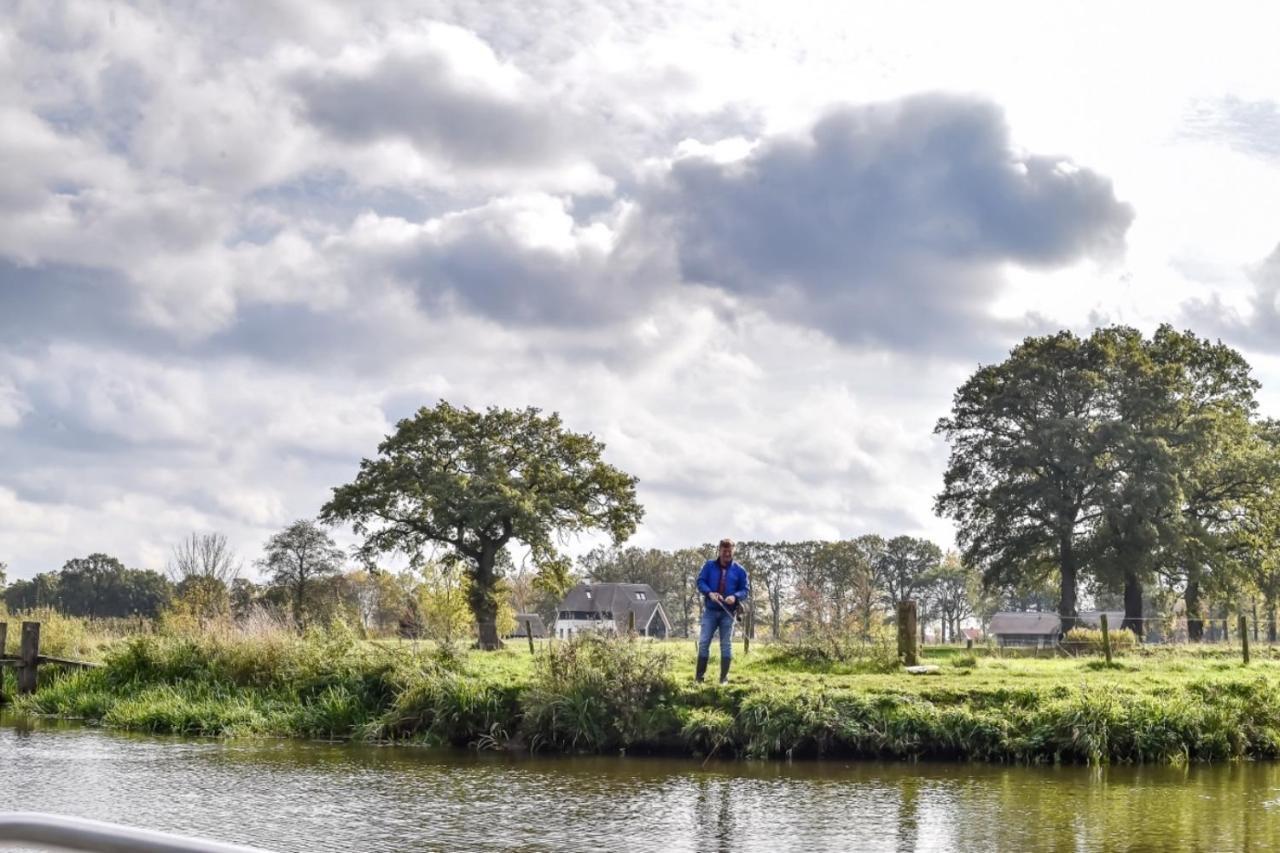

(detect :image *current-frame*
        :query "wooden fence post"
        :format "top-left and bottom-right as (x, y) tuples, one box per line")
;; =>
(525, 620), (535, 656)
(0, 622), (7, 701)
(744, 606), (752, 656)
(627, 610), (636, 637)
(1240, 614), (1250, 665)
(18, 621), (40, 695)
(966, 637), (973, 651)
(1099, 613), (1113, 665)
(897, 601), (919, 667)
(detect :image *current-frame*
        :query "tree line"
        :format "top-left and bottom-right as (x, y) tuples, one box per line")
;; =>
(7, 327), (1280, 650)
(937, 324), (1280, 639)
(562, 537), (983, 641)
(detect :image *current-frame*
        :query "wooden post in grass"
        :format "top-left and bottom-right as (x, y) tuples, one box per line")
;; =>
(627, 610), (636, 637)
(1240, 614), (1250, 665)
(744, 606), (752, 656)
(18, 621), (40, 695)
(1099, 613), (1113, 665)
(0, 622), (7, 657)
(897, 601), (919, 667)
(525, 620), (535, 656)
(966, 637), (973, 651)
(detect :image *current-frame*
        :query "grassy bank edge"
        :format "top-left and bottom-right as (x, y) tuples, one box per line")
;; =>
(5, 631), (1280, 766)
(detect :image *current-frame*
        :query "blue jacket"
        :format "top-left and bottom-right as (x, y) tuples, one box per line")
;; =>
(697, 560), (749, 613)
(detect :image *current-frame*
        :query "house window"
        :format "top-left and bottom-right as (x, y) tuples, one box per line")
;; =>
(634, 592), (646, 600)
(585, 590), (592, 599)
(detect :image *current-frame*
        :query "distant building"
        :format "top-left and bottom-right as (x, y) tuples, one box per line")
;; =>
(508, 613), (547, 638)
(988, 612), (1061, 648)
(961, 627), (983, 643)
(553, 582), (672, 640)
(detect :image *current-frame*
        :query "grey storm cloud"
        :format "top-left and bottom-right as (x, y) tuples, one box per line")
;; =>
(646, 94), (1134, 349)
(293, 52), (568, 169)
(0, 261), (166, 352)
(1182, 244), (1280, 352)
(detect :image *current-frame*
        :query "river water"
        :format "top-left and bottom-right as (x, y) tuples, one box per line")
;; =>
(4, 717), (1280, 852)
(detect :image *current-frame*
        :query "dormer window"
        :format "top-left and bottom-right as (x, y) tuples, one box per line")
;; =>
(585, 590), (592, 599)
(634, 592), (646, 600)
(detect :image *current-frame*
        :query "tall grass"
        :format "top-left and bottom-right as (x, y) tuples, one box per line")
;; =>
(522, 633), (677, 752)
(1, 607), (96, 659)
(11, 621), (1280, 765)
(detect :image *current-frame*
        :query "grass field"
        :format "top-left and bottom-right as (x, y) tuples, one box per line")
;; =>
(6, 618), (1280, 765)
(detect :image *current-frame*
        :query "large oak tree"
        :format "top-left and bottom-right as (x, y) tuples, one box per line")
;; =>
(320, 402), (643, 649)
(935, 331), (1111, 631)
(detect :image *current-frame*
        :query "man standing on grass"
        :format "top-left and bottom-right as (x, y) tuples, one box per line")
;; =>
(696, 538), (749, 684)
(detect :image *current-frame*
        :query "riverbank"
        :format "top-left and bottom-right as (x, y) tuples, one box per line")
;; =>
(5, 627), (1280, 764)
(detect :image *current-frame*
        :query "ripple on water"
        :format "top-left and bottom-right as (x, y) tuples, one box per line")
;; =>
(4, 724), (1280, 851)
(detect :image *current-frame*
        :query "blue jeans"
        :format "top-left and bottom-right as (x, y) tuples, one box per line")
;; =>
(698, 609), (735, 659)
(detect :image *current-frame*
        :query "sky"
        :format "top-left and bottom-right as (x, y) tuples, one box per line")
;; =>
(4, 1), (1280, 581)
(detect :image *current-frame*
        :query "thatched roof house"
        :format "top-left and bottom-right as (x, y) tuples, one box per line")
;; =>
(554, 582), (672, 639)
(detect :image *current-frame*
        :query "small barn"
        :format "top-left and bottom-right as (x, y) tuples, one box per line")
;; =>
(988, 612), (1061, 648)
(508, 613), (547, 638)
(553, 582), (672, 640)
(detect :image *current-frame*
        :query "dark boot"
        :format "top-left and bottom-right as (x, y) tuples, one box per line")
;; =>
(719, 657), (731, 684)
(695, 656), (708, 682)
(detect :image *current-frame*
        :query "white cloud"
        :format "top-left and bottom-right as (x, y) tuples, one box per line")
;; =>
(4, 0), (1280, 582)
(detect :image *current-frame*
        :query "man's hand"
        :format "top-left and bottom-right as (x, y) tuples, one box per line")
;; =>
(709, 592), (723, 604)
(724, 595), (736, 606)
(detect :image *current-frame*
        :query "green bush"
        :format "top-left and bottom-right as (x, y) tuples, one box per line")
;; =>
(522, 633), (676, 752)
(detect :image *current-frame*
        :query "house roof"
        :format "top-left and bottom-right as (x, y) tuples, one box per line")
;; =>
(557, 583), (670, 630)
(988, 612), (1061, 635)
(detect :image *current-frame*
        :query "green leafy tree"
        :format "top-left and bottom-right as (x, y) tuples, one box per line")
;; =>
(937, 331), (1116, 631)
(320, 403), (643, 649)
(877, 536), (943, 607)
(172, 575), (231, 621)
(345, 569), (411, 636)
(229, 577), (262, 620)
(734, 541), (791, 640)
(58, 554), (129, 618)
(3, 572), (61, 612)
(926, 551), (977, 643)
(531, 553), (578, 623)
(673, 546), (710, 637)
(53, 554), (173, 619)
(258, 519), (345, 628)
(1089, 326), (1260, 636)
(850, 535), (888, 638)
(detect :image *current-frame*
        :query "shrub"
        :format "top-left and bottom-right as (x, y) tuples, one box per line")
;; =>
(522, 633), (675, 752)
(1064, 627), (1136, 655)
